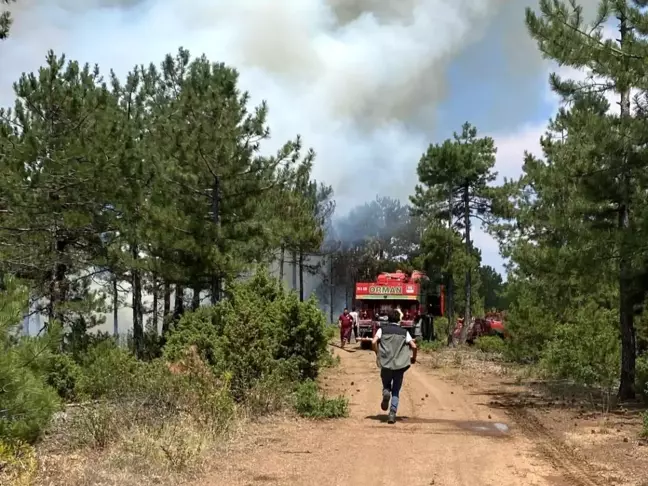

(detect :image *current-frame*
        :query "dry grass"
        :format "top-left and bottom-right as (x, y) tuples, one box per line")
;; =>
(34, 404), (238, 486)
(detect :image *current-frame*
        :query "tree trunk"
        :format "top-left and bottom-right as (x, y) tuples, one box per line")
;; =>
(292, 250), (298, 291)
(173, 285), (185, 322)
(152, 275), (158, 333)
(446, 187), (456, 346)
(446, 275), (455, 346)
(192, 285), (201, 310)
(47, 240), (68, 326)
(131, 244), (144, 358)
(210, 174), (221, 304)
(162, 281), (171, 335)
(459, 184), (472, 344)
(113, 274), (119, 337)
(617, 10), (636, 400)
(298, 251), (305, 301)
(329, 252), (334, 323)
(279, 246), (285, 283)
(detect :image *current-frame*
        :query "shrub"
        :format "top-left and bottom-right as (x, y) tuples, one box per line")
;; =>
(641, 410), (648, 439)
(164, 269), (330, 402)
(541, 302), (619, 401)
(417, 340), (444, 353)
(0, 276), (60, 443)
(294, 380), (349, 419)
(636, 353), (648, 402)
(433, 317), (450, 341)
(275, 294), (328, 381)
(45, 352), (82, 401)
(475, 335), (506, 354)
(76, 339), (140, 399)
(0, 351), (60, 443)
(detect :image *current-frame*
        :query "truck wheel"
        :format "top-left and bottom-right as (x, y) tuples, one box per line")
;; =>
(360, 340), (371, 350)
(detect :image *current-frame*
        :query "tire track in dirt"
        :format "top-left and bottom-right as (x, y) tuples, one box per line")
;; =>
(504, 407), (605, 486)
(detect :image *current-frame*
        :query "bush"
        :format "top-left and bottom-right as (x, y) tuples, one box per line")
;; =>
(0, 276), (61, 443)
(475, 335), (506, 354)
(45, 352), (82, 401)
(164, 269), (330, 402)
(417, 340), (444, 353)
(541, 303), (619, 396)
(76, 339), (140, 399)
(294, 380), (349, 419)
(433, 317), (450, 341)
(275, 294), (328, 381)
(636, 353), (648, 402)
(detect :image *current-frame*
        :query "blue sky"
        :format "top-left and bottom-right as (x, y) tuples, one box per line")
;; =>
(0, 0), (578, 278)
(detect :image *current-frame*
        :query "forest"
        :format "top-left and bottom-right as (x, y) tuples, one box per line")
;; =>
(2, 0), (648, 483)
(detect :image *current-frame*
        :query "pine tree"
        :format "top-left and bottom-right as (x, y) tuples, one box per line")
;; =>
(0, 52), (118, 328)
(525, 0), (648, 399)
(412, 122), (497, 344)
(0, 0), (15, 40)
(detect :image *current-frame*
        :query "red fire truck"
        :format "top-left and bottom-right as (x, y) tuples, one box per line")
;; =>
(354, 270), (445, 348)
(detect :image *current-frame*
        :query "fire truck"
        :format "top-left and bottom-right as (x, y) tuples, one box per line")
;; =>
(354, 270), (445, 348)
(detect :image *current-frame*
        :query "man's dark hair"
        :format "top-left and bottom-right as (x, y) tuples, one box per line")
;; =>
(351, 306), (356, 311)
(388, 310), (400, 323)
(343, 307), (348, 311)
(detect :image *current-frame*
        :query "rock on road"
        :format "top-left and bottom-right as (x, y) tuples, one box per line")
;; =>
(204, 344), (575, 486)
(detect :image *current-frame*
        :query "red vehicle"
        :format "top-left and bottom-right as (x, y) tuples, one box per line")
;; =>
(354, 270), (445, 348)
(452, 313), (507, 343)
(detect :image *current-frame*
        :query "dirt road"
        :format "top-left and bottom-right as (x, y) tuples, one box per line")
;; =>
(206, 344), (605, 486)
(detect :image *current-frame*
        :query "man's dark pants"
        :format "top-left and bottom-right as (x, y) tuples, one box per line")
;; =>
(380, 367), (407, 413)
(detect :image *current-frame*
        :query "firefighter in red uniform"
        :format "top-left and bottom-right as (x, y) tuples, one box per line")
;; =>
(338, 308), (354, 348)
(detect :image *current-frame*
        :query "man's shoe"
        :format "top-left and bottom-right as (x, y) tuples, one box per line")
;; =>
(380, 390), (390, 411)
(387, 411), (396, 424)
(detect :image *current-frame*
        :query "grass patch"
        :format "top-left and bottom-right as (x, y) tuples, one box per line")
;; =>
(0, 440), (36, 486)
(417, 340), (445, 353)
(294, 380), (349, 419)
(474, 336), (506, 354)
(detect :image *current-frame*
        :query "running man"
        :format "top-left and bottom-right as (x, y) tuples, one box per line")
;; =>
(338, 307), (354, 348)
(372, 310), (417, 424)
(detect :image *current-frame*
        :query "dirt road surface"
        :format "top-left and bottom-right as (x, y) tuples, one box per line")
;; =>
(205, 344), (606, 486)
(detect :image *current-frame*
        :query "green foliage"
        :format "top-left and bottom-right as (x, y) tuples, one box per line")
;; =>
(433, 317), (450, 341)
(164, 270), (330, 401)
(411, 122), (499, 343)
(0, 276), (61, 443)
(541, 303), (620, 391)
(495, 0), (648, 401)
(0, 1), (15, 41)
(76, 340), (140, 399)
(636, 353), (648, 401)
(475, 335), (506, 354)
(641, 410), (648, 439)
(45, 352), (82, 401)
(417, 340), (444, 353)
(294, 380), (349, 419)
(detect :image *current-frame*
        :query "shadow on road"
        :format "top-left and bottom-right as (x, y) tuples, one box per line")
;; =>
(329, 343), (359, 353)
(364, 415), (511, 438)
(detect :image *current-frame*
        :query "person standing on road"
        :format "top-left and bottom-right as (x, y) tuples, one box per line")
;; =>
(372, 310), (417, 424)
(395, 305), (403, 322)
(338, 307), (354, 348)
(349, 306), (359, 343)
